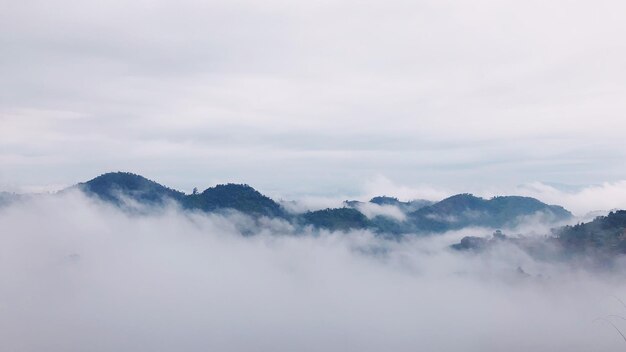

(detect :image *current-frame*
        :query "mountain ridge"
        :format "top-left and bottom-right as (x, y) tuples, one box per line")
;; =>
(67, 171), (574, 234)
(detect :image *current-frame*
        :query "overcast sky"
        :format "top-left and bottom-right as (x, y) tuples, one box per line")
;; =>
(1, 0), (625, 201)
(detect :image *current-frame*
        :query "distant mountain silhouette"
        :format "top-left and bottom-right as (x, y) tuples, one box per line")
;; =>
(556, 210), (626, 254)
(76, 172), (185, 206)
(184, 184), (284, 218)
(70, 172), (572, 233)
(75, 172), (284, 217)
(300, 208), (370, 231)
(408, 194), (571, 232)
(368, 196), (433, 212)
(451, 211), (626, 263)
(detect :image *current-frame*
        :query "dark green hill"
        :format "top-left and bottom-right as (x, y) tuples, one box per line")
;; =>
(69, 172), (573, 234)
(183, 184), (284, 218)
(77, 172), (185, 206)
(451, 211), (626, 263)
(556, 210), (626, 254)
(76, 173), (285, 218)
(408, 194), (571, 232)
(301, 208), (370, 231)
(369, 196), (433, 212)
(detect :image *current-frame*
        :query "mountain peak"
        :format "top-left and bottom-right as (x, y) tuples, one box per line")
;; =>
(369, 196), (401, 205)
(408, 193), (572, 232)
(77, 171), (184, 205)
(69, 171), (573, 233)
(186, 183), (283, 217)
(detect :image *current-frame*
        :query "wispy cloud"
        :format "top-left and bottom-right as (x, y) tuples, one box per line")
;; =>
(514, 181), (626, 216)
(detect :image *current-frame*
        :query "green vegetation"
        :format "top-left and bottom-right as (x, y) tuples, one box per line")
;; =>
(184, 183), (284, 218)
(78, 172), (284, 217)
(556, 210), (626, 254)
(451, 211), (626, 263)
(77, 172), (185, 206)
(408, 194), (571, 232)
(300, 208), (370, 231)
(75, 172), (575, 235)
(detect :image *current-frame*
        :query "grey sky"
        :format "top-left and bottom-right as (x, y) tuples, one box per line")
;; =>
(1, 0), (625, 200)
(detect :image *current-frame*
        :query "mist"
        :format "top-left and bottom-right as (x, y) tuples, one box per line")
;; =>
(1, 192), (626, 352)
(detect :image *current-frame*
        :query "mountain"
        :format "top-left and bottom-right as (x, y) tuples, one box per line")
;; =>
(75, 172), (285, 218)
(368, 196), (433, 212)
(556, 210), (626, 255)
(300, 208), (370, 231)
(308, 194), (569, 234)
(407, 194), (571, 233)
(451, 211), (626, 263)
(344, 196), (433, 213)
(69, 172), (573, 233)
(76, 172), (185, 206)
(184, 184), (284, 218)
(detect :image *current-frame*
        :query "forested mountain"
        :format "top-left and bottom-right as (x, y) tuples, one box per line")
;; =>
(76, 172), (284, 217)
(11, 171), (626, 259)
(70, 172), (573, 234)
(451, 211), (626, 263)
(76, 172), (185, 206)
(184, 183), (285, 218)
(407, 194), (571, 233)
(300, 208), (370, 231)
(556, 210), (626, 254)
(367, 196), (433, 212)
(344, 196), (432, 211)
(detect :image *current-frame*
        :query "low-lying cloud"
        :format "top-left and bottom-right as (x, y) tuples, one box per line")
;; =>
(352, 176), (626, 217)
(354, 202), (406, 221)
(515, 181), (626, 216)
(1, 192), (626, 351)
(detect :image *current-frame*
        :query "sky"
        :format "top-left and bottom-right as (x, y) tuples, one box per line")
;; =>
(1, 0), (625, 204)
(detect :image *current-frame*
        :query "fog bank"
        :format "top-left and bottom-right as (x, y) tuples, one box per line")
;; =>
(1, 193), (626, 351)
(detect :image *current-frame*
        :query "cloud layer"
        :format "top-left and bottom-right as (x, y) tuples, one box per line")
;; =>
(1, 0), (625, 193)
(2, 193), (626, 351)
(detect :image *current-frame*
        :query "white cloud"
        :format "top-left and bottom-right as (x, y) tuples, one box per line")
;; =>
(362, 175), (451, 202)
(514, 181), (626, 216)
(355, 202), (407, 221)
(1, 0), (626, 193)
(1, 193), (626, 351)
(278, 196), (349, 214)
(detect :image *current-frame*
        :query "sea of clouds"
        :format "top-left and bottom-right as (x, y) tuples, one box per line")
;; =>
(2, 191), (626, 352)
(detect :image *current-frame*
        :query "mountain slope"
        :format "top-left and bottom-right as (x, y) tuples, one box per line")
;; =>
(369, 196), (433, 210)
(183, 184), (284, 217)
(451, 211), (626, 263)
(75, 172), (285, 217)
(407, 194), (571, 233)
(556, 210), (626, 254)
(77, 172), (185, 205)
(69, 172), (573, 233)
(301, 208), (370, 231)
